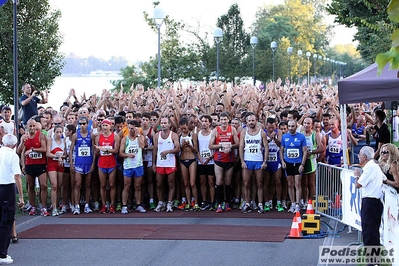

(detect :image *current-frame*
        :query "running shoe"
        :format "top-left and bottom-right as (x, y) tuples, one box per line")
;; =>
(154, 202), (163, 212)
(282, 200), (288, 210)
(29, 207), (36, 216)
(200, 202), (209, 211)
(24, 202), (32, 212)
(216, 204), (223, 213)
(241, 204), (251, 213)
(60, 205), (67, 214)
(264, 203), (271, 212)
(224, 202), (232, 212)
(73, 205), (80, 215)
(193, 204), (201, 212)
(276, 202), (284, 212)
(299, 199), (306, 210)
(288, 203), (296, 213)
(250, 201), (258, 210)
(70, 203), (75, 213)
(173, 200), (179, 208)
(41, 207), (50, 216)
(136, 205), (147, 213)
(84, 204), (93, 214)
(52, 209), (59, 217)
(94, 202), (100, 212)
(294, 204), (300, 213)
(258, 203), (265, 213)
(0, 255), (13, 264)
(209, 202), (215, 211)
(149, 202), (156, 210)
(268, 200), (273, 210)
(99, 205), (107, 214)
(184, 203), (191, 211)
(166, 202), (173, 213)
(116, 202), (122, 212)
(178, 202), (187, 210)
(121, 206), (128, 214)
(109, 205), (116, 214)
(239, 200), (245, 210)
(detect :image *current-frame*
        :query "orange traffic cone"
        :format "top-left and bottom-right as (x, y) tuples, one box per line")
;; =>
(306, 199), (315, 214)
(295, 211), (302, 232)
(287, 216), (301, 238)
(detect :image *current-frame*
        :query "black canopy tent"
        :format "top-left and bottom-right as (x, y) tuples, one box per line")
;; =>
(338, 63), (399, 104)
(337, 63), (399, 165)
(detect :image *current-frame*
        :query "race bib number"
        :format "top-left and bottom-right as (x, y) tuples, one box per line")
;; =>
(268, 151), (278, 162)
(100, 146), (113, 156)
(201, 149), (212, 159)
(78, 147), (91, 157)
(128, 145), (139, 154)
(287, 148), (300, 159)
(219, 142), (231, 152)
(53, 151), (64, 161)
(329, 144), (340, 154)
(248, 144), (258, 154)
(158, 152), (167, 161)
(30, 151), (42, 159)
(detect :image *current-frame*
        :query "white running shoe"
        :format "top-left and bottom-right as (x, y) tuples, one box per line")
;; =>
(0, 255), (13, 264)
(154, 202), (163, 212)
(288, 204), (296, 213)
(60, 205), (67, 214)
(166, 202), (173, 212)
(73, 205), (80, 215)
(84, 204), (93, 214)
(294, 204), (301, 213)
(136, 205), (147, 213)
(121, 206), (128, 214)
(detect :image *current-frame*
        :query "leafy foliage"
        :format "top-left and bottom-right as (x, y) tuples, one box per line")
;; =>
(0, 0), (64, 103)
(376, 0), (399, 72)
(215, 4), (250, 83)
(252, 0), (330, 82)
(327, 0), (397, 63)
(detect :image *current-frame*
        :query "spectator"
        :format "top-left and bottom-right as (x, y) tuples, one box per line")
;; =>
(19, 84), (48, 125)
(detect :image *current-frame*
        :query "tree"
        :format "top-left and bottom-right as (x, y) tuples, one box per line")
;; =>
(215, 4), (250, 83)
(252, 0), (330, 83)
(111, 65), (151, 92)
(327, 0), (397, 63)
(142, 4), (205, 87)
(0, 0), (64, 103)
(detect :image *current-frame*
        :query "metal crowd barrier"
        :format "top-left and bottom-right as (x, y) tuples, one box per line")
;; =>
(315, 162), (343, 222)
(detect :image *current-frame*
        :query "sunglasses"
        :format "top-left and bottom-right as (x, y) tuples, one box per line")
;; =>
(381, 151), (389, 154)
(53, 122), (62, 126)
(97, 119), (104, 122)
(79, 122), (87, 125)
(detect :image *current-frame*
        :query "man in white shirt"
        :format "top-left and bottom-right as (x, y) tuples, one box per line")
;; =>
(0, 134), (24, 265)
(354, 146), (384, 246)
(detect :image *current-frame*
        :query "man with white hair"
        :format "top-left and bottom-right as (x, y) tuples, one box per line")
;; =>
(0, 134), (24, 264)
(354, 146), (384, 247)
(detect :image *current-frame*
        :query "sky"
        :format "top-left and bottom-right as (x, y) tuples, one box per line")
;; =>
(49, 0), (357, 63)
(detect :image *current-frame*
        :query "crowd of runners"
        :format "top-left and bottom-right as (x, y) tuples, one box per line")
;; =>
(4, 80), (391, 216)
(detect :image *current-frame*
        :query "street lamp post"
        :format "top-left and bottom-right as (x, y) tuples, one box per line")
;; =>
(297, 50), (302, 85)
(12, 0), (19, 134)
(153, 6), (165, 89)
(214, 27), (223, 81)
(313, 53), (317, 82)
(306, 52), (311, 86)
(250, 36), (258, 86)
(287, 47), (293, 83)
(270, 41), (277, 81)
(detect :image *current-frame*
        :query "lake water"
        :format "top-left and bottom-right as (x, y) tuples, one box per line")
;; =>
(45, 75), (121, 110)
